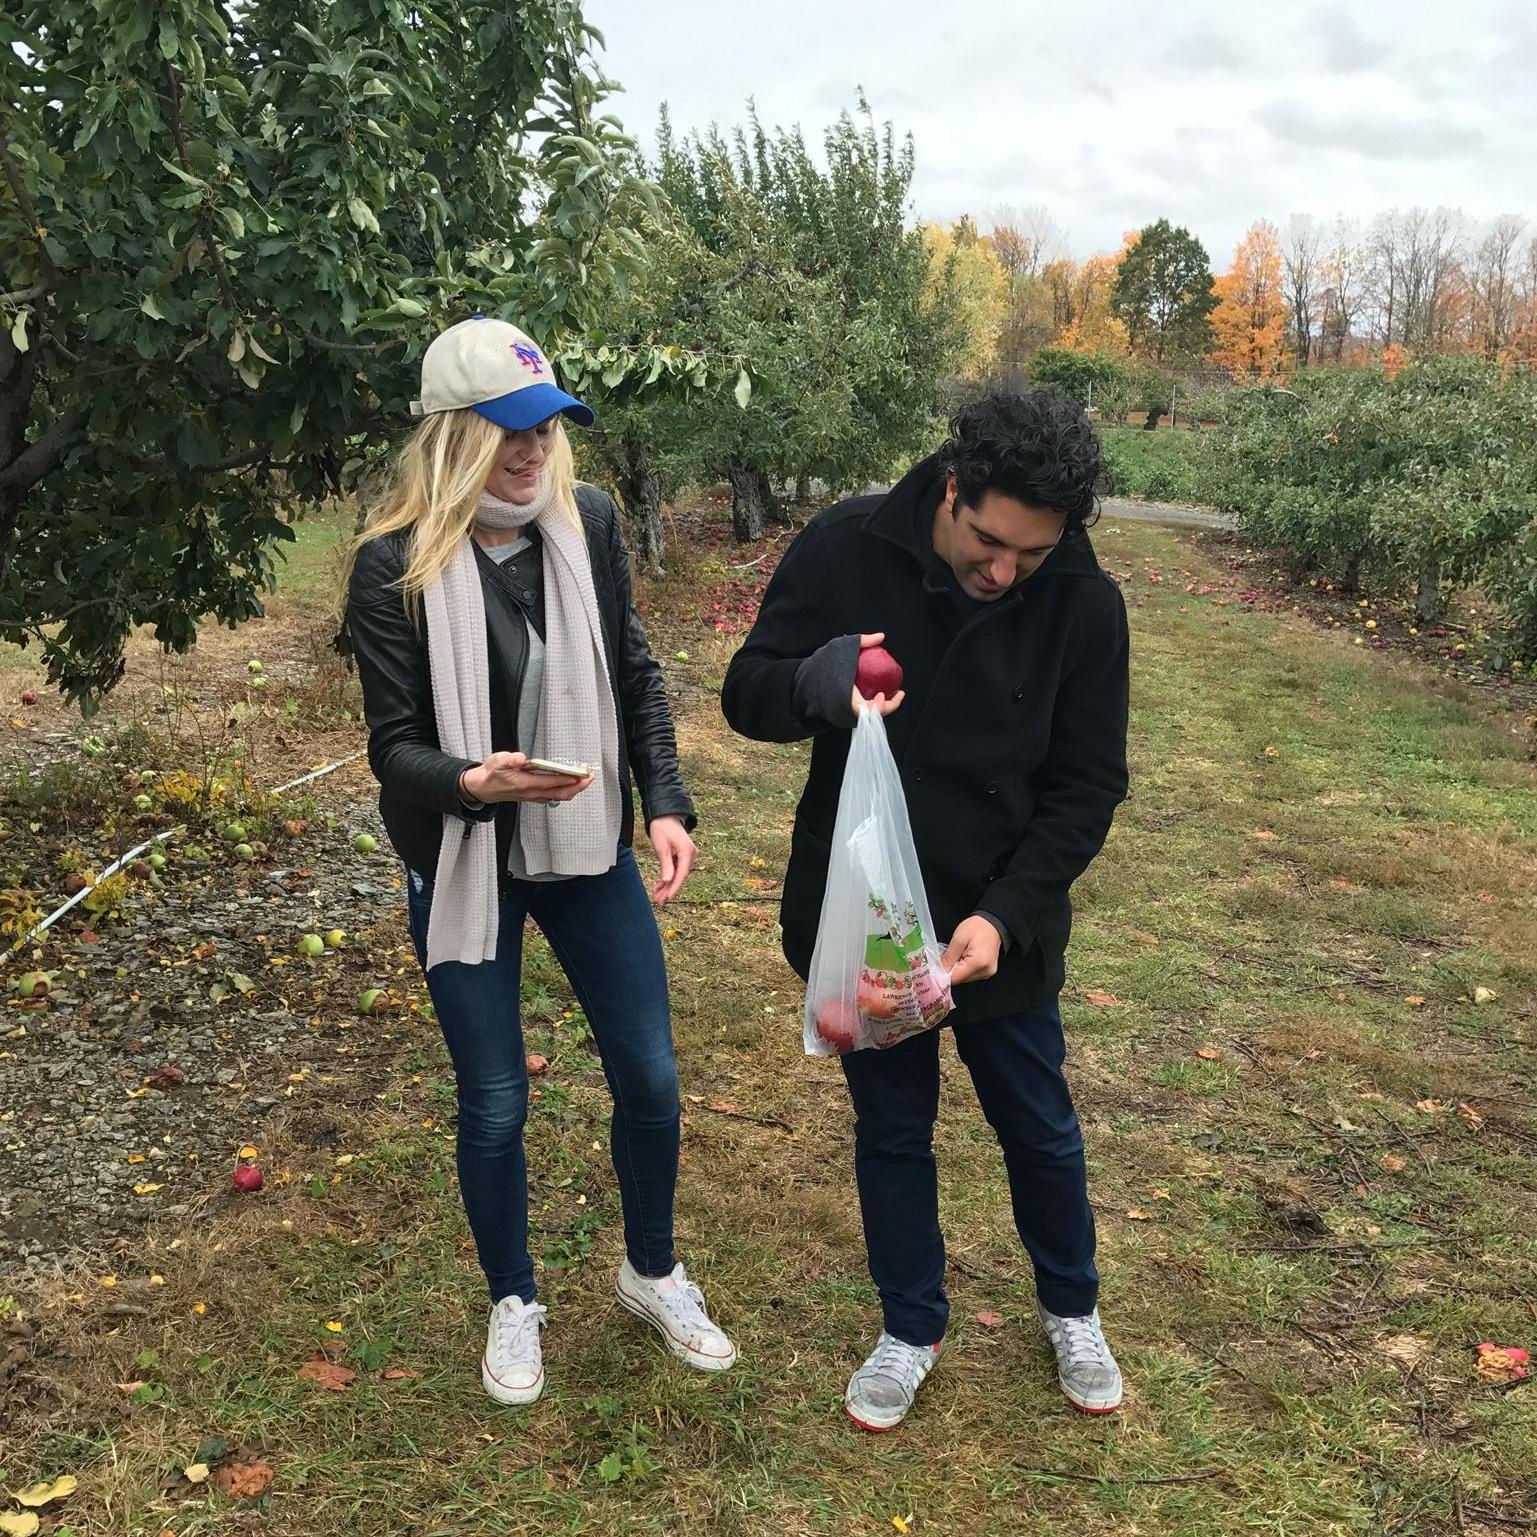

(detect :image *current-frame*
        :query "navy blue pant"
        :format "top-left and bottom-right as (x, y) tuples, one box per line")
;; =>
(840, 997), (1097, 1346)
(405, 846), (680, 1304)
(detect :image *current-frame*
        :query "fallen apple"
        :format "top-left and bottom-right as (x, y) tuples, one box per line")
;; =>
(232, 1164), (263, 1192)
(147, 852), (167, 871)
(674, 649), (690, 662)
(248, 675), (267, 690)
(325, 929), (346, 949)
(283, 819), (307, 838)
(133, 793), (153, 812)
(233, 843), (256, 861)
(20, 689), (36, 706)
(63, 873), (88, 895)
(356, 988), (384, 1015)
(814, 998), (861, 1054)
(352, 832), (378, 854)
(247, 659), (264, 675)
(297, 933), (325, 957)
(855, 645), (903, 700)
(224, 821), (247, 843)
(18, 971), (49, 997)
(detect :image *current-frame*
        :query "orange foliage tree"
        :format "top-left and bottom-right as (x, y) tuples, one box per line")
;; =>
(1211, 220), (1287, 377)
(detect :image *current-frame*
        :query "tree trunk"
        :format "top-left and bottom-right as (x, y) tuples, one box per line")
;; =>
(614, 435), (666, 577)
(794, 475), (811, 504)
(728, 457), (773, 542)
(1342, 556), (1361, 594)
(0, 323), (39, 592)
(1416, 566), (1442, 623)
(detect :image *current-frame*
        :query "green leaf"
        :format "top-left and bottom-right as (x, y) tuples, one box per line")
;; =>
(230, 972), (255, 994)
(597, 1451), (627, 1483)
(8, 311), (27, 353)
(140, 295), (167, 322)
(734, 368), (752, 410)
(347, 197), (381, 235)
(220, 207), (245, 240)
(192, 1435), (228, 1463)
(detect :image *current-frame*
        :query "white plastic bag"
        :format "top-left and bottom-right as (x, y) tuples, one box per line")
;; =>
(803, 705), (954, 1056)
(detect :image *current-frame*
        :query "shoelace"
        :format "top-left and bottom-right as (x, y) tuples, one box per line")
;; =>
(654, 1274), (713, 1335)
(1055, 1314), (1112, 1369)
(494, 1301), (547, 1362)
(864, 1334), (930, 1394)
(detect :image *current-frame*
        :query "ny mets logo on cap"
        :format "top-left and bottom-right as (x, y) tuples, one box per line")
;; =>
(410, 315), (594, 432)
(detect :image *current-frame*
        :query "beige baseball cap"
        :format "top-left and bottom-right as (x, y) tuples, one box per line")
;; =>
(410, 316), (594, 430)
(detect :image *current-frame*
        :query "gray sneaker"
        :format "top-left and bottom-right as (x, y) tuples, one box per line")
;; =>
(843, 1332), (943, 1432)
(1037, 1302), (1123, 1413)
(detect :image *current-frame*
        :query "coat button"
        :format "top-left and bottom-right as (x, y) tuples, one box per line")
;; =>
(522, 588), (535, 603)
(911, 768), (925, 783)
(1012, 684), (1024, 701)
(985, 782), (999, 795)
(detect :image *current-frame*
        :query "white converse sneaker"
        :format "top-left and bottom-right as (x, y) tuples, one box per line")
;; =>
(1037, 1302), (1123, 1413)
(481, 1295), (547, 1406)
(616, 1260), (737, 1371)
(843, 1332), (943, 1432)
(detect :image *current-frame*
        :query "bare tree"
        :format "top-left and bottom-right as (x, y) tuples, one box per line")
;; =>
(1469, 215), (1526, 357)
(987, 203), (1067, 276)
(1318, 218), (1364, 362)
(1283, 214), (1324, 366)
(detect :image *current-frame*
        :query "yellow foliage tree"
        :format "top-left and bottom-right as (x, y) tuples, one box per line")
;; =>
(923, 221), (1009, 378)
(1052, 253), (1131, 355)
(1211, 220), (1287, 377)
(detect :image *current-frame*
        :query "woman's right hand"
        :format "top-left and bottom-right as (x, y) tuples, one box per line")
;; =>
(460, 752), (594, 804)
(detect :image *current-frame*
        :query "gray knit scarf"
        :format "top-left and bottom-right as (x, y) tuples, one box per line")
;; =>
(420, 474), (621, 970)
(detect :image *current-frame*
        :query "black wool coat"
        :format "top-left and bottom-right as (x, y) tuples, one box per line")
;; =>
(720, 454), (1129, 1024)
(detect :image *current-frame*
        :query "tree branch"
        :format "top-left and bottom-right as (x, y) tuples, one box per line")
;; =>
(129, 445), (283, 475)
(0, 141), (59, 284)
(159, 61), (238, 316)
(0, 281), (50, 307)
(0, 406), (88, 493)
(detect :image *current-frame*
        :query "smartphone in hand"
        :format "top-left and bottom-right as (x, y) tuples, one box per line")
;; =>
(523, 756), (593, 779)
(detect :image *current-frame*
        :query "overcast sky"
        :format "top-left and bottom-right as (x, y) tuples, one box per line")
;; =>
(583, 0), (1535, 264)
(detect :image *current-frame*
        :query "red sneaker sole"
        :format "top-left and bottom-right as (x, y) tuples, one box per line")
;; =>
(844, 1404), (900, 1433)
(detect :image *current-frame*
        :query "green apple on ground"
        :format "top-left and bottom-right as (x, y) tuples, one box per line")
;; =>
(248, 676), (266, 690)
(352, 833), (378, 854)
(133, 794), (153, 811)
(357, 988), (385, 1015)
(325, 930), (346, 949)
(234, 844), (256, 861)
(247, 660), (264, 674)
(18, 972), (50, 997)
(147, 852), (167, 871)
(223, 822), (247, 843)
(297, 934), (325, 957)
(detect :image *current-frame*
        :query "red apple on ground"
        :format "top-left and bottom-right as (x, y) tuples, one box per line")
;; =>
(855, 645), (903, 700)
(814, 998), (861, 1054)
(232, 1164), (263, 1192)
(21, 689), (37, 706)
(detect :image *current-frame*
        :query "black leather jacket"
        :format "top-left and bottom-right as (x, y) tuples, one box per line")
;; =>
(345, 484), (696, 885)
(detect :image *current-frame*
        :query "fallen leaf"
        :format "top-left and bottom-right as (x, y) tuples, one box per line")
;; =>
(1404, 995), (1426, 1007)
(1473, 986), (1498, 1006)
(707, 1100), (743, 1114)
(1379, 1154), (1407, 1173)
(1084, 991), (1120, 1007)
(892, 1518), (910, 1535)
(333, 1154), (354, 1168)
(381, 1367), (420, 1381)
(238, 1145), (258, 1160)
(1457, 1103), (1485, 1132)
(214, 1459), (276, 1498)
(1152, 1187), (1173, 1201)
(14, 1475), (77, 1507)
(1125, 1208), (1154, 1221)
(183, 1463), (210, 1485)
(974, 1311), (1003, 1327)
(1250, 828), (1277, 840)
(0, 1513), (40, 1536)
(133, 1182), (163, 1195)
(1196, 1046), (1220, 1060)
(115, 1380), (145, 1394)
(297, 1356), (355, 1390)
(1416, 1099), (1450, 1114)
(525, 1053), (549, 1076)
(324, 1320), (345, 1333)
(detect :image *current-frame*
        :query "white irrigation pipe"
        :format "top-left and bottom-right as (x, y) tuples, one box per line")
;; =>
(23, 748), (371, 947)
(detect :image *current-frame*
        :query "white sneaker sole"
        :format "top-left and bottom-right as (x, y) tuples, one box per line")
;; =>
(1059, 1377), (1123, 1414)
(615, 1280), (738, 1372)
(481, 1355), (545, 1406)
(843, 1394), (909, 1432)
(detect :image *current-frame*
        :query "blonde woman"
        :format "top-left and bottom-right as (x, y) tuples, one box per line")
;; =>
(343, 316), (735, 1406)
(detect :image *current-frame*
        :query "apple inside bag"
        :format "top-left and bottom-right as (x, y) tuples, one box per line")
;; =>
(803, 704), (954, 1057)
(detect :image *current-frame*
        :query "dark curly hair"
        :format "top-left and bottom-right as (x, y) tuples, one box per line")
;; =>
(938, 388), (1105, 528)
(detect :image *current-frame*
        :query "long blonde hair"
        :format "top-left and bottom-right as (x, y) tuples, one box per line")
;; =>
(340, 409), (585, 616)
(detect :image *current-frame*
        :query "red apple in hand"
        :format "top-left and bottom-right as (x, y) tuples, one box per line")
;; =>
(814, 998), (861, 1054)
(855, 645), (903, 700)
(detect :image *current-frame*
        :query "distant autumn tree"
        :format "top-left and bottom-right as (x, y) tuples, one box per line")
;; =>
(1211, 221), (1287, 378)
(1110, 218), (1216, 363)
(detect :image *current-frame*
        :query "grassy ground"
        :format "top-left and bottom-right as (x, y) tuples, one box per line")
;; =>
(4, 513), (1536, 1536)
(1100, 425), (1212, 505)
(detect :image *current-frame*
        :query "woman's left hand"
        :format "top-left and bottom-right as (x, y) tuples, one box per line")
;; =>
(647, 816), (697, 905)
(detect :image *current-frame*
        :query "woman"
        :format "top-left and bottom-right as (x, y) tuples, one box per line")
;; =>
(343, 315), (735, 1406)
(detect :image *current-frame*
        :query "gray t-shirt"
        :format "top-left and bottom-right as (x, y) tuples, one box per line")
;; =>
(483, 537), (560, 883)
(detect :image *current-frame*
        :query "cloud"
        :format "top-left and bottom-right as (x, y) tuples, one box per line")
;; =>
(1253, 98), (1485, 161)
(1162, 31), (1242, 71)
(1314, 9), (1388, 72)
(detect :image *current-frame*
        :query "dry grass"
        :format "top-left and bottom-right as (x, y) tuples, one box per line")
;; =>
(2, 513), (1536, 1536)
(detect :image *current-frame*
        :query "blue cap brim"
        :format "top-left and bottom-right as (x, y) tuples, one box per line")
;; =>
(472, 382), (595, 431)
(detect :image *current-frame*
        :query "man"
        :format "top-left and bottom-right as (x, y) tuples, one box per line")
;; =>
(721, 389), (1129, 1430)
